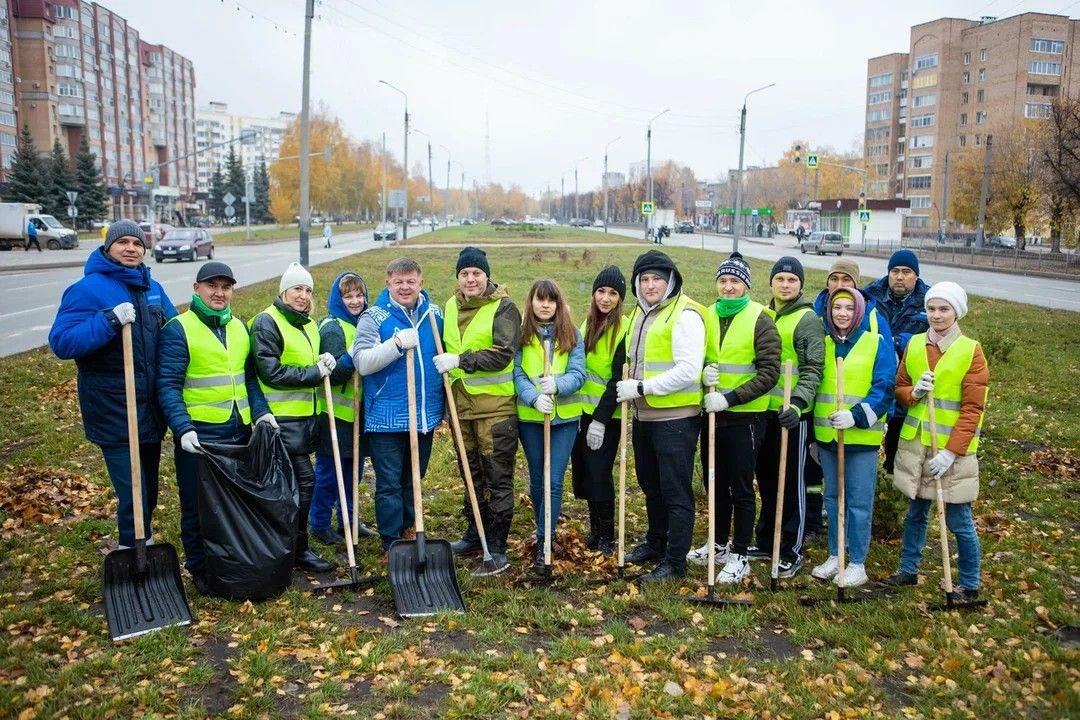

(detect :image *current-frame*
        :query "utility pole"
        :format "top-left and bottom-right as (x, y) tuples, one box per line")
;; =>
(940, 151), (950, 242)
(380, 132), (387, 225)
(812, 149), (819, 203)
(646, 109), (669, 238)
(733, 84), (775, 254)
(976, 134), (993, 249)
(604, 136), (620, 232)
(560, 176), (565, 222)
(426, 140), (434, 226)
(574, 164), (579, 220)
(297, 0), (315, 265)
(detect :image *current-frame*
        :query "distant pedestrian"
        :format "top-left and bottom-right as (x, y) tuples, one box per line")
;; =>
(322, 222), (333, 249)
(756, 222), (764, 238)
(25, 219), (41, 252)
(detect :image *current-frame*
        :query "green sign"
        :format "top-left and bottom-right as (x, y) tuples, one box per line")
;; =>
(716, 207), (773, 216)
(858, 209), (871, 224)
(641, 201), (655, 215)
(807, 154), (819, 169)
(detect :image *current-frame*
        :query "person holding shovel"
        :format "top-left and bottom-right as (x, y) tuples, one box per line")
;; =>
(884, 282), (987, 602)
(570, 266), (627, 556)
(351, 258), (444, 556)
(250, 262), (336, 574)
(157, 261), (271, 594)
(48, 219), (177, 550)
(434, 247), (521, 570)
(810, 288), (896, 588)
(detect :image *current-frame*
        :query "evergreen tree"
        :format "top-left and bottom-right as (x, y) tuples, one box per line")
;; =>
(45, 138), (76, 220)
(208, 165), (226, 221)
(253, 161), (271, 223)
(74, 134), (108, 225)
(4, 125), (46, 205)
(224, 146), (245, 209)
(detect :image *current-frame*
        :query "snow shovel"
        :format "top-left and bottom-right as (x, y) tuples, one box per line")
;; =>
(388, 348), (465, 617)
(927, 393), (987, 612)
(685, 384), (752, 608)
(429, 313), (503, 576)
(311, 376), (379, 591)
(103, 324), (192, 642)
(529, 340), (557, 582)
(770, 360), (794, 592)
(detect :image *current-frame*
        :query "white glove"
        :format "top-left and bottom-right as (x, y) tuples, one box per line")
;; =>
(395, 328), (419, 350)
(112, 302), (136, 326)
(615, 379), (640, 403)
(255, 413), (278, 428)
(928, 448), (957, 478)
(180, 431), (202, 454)
(703, 363), (720, 387)
(704, 392), (729, 413)
(319, 352), (337, 373)
(533, 394), (554, 415)
(538, 375), (558, 394)
(585, 420), (605, 450)
(912, 370), (935, 399)
(434, 353), (460, 374)
(829, 409), (856, 430)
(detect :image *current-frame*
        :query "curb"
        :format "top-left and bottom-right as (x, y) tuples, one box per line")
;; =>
(843, 248), (1080, 282)
(0, 260), (84, 273)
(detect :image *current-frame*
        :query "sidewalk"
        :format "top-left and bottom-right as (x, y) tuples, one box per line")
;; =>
(0, 246), (86, 272)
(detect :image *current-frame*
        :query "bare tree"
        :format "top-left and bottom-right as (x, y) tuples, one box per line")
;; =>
(1040, 97), (1080, 253)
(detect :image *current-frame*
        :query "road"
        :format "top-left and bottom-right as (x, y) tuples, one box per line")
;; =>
(0, 226), (434, 358)
(597, 226), (1080, 312)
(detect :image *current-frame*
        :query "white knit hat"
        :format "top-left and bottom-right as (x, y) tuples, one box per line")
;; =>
(279, 262), (314, 293)
(925, 281), (968, 319)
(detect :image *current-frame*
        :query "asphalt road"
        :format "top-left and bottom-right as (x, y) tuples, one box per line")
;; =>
(0, 226), (434, 358)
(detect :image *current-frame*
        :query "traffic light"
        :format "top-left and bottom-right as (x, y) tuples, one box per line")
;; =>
(858, 191), (866, 210)
(793, 144), (802, 165)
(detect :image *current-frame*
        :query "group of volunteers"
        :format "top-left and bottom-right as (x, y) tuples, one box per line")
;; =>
(48, 220), (987, 603)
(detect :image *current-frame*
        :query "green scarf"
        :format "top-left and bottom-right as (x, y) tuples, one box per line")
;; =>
(715, 295), (750, 318)
(191, 294), (232, 325)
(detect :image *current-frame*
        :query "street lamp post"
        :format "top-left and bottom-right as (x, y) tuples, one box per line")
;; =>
(379, 80), (408, 239)
(573, 156), (588, 221)
(412, 129), (434, 227)
(733, 83), (775, 254)
(603, 136), (620, 233)
(297, 0), (315, 265)
(439, 145), (453, 227)
(646, 108), (670, 239)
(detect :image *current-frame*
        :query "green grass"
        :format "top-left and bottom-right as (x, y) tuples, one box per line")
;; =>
(213, 223), (374, 245)
(1, 226), (1078, 719)
(400, 224), (635, 245)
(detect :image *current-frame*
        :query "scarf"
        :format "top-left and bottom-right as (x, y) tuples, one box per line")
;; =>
(927, 322), (961, 349)
(715, 295), (750, 318)
(192, 294), (232, 325)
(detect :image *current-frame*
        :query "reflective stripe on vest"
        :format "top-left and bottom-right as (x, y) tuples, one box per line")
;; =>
(176, 312), (252, 424)
(900, 333), (985, 453)
(764, 305), (813, 413)
(715, 300), (770, 412)
(632, 294), (708, 409)
(516, 336), (583, 422)
(813, 330), (886, 446)
(254, 304), (320, 418)
(315, 317), (361, 423)
(579, 316), (627, 418)
(443, 295), (515, 396)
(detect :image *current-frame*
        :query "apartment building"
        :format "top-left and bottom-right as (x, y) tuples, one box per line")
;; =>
(864, 12), (1080, 235)
(0, 2), (18, 173)
(194, 101), (295, 195)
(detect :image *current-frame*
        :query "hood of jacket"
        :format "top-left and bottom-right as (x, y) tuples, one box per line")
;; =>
(85, 246), (151, 291)
(631, 250), (683, 312)
(456, 281), (510, 310)
(770, 291), (814, 318)
(326, 270), (369, 326)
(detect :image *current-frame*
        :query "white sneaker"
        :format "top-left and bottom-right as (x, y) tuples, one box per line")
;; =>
(811, 555), (840, 580)
(716, 554), (750, 584)
(834, 563), (868, 588)
(687, 541), (728, 566)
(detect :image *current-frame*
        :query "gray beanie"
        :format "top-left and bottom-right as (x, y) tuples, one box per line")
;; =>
(104, 219), (146, 250)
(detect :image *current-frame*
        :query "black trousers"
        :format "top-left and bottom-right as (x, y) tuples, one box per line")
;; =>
(701, 414), (765, 556)
(803, 441), (824, 535)
(289, 454), (316, 556)
(632, 416), (699, 571)
(753, 413), (809, 562)
(882, 412), (903, 474)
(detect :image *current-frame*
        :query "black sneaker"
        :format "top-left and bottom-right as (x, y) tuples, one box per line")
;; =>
(636, 562), (686, 584)
(882, 570), (919, 587)
(747, 545), (772, 562)
(625, 542), (663, 565)
(532, 545), (549, 569)
(945, 587), (980, 603)
(777, 557), (802, 579)
(190, 573), (211, 595)
(585, 529), (600, 550)
(596, 537), (615, 556)
(450, 537), (483, 556)
(311, 527), (342, 546)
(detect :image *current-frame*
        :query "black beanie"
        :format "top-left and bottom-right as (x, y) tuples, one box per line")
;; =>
(715, 252), (752, 288)
(770, 256), (805, 287)
(592, 265), (626, 297)
(456, 246), (490, 276)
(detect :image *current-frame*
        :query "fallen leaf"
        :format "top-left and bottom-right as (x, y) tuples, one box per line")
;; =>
(663, 680), (684, 696)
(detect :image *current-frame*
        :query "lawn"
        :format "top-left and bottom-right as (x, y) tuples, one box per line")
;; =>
(400, 224), (637, 245)
(1, 228), (1077, 719)
(212, 223), (374, 246)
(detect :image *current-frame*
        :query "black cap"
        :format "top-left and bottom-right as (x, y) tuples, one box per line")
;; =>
(196, 261), (236, 284)
(592, 265), (626, 297)
(770, 256), (805, 287)
(456, 246), (490, 276)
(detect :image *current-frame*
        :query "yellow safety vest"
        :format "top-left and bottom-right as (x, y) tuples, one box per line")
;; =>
(764, 305), (814, 413)
(442, 295), (515, 396)
(315, 317), (361, 423)
(630, 293), (709, 409)
(579, 316), (627, 419)
(175, 311), (252, 425)
(901, 334), (985, 453)
(813, 330), (887, 446)
(253, 304), (320, 418)
(714, 300), (770, 412)
(516, 336), (583, 422)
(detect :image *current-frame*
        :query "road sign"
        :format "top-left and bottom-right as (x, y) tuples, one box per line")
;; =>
(245, 180), (255, 204)
(240, 129), (257, 144)
(641, 201), (655, 215)
(66, 190), (78, 204)
(144, 175), (154, 185)
(223, 192), (236, 207)
(751, 208), (759, 216)
(858, 209), (871, 224)
(694, 200), (712, 209)
(223, 205), (236, 218)
(807, 154), (819, 169)
(67, 206), (78, 218)
(388, 189), (406, 209)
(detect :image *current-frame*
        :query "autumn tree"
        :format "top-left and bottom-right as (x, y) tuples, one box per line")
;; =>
(269, 107), (355, 223)
(1040, 97), (1080, 252)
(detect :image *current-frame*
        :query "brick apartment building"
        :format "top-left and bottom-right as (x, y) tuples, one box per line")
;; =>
(864, 12), (1080, 236)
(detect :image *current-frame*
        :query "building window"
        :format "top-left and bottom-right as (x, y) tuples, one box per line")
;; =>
(53, 5), (77, 20)
(0, 110), (14, 126)
(1031, 38), (1064, 54)
(1030, 60), (1062, 75)
(58, 103), (84, 117)
(0, 132), (15, 147)
(54, 43), (80, 59)
(0, 90), (14, 105)
(906, 216), (929, 228)
(959, 135), (966, 147)
(961, 92), (969, 105)
(868, 90), (892, 104)
(979, 48), (988, 61)
(1027, 83), (1060, 97)
(914, 53), (939, 70)
(907, 175), (932, 190)
(1025, 102), (1052, 119)
(978, 68), (986, 81)
(876, 163), (889, 175)
(962, 71), (970, 84)
(909, 196), (932, 209)
(910, 155), (933, 169)
(912, 93), (936, 108)
(960, 113), (968, 126)
(975, 135), (981, 146)
(976, 111), (986, 124)
(963, 51), (971, 65)
(910, 113), (934, 128)
(912, 74), (937, 89)
(867, 109), (891, 122)
(976, 89), (985, 102)
(910, 135), (934, 149)
(869, 72), (894, 87)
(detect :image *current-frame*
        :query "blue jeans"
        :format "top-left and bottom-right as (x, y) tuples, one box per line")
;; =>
(899, 498), (982, 590)
(520, 421), (578, 544)
(368, 431), (433, 550)
(99, 442), (161, 548)
(310, 452), (365, 534)
(819, 446), (877, 565)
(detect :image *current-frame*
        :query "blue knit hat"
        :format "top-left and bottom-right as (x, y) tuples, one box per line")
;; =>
(104, 219), (146, 250)
(716, 252), (752, 288)
(888, 249), (920, 276)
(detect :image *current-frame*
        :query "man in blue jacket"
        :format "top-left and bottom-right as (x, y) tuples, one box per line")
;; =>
(49, 219), (177, 549)
(157, 261), (272, 593)
(863, 250), (929, 473)
(352, 257), (445, 555)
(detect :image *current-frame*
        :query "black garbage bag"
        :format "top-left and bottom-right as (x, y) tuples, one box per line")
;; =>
(197, 423), (298, 601)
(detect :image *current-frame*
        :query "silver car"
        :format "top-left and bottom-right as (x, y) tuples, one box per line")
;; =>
(373, 221), (398, 242)
(801, 231), (845, 256)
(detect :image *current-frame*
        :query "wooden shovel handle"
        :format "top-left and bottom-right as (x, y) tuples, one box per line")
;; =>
(323, 376), (357, 570)
(405, 348), (424, 534)
(543, 339), (552, 566)
(351, 372), (360, 545)
(617, 364), (628, 569)
(122, 324), (145, 542)
(928, 392), (953, 594)
(771, 359), (794, 580)
(835, 355), (846, 585)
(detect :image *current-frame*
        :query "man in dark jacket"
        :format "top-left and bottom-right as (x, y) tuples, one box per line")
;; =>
(157, 261), (271, 593)
(49, 219), (177, 549)
(863, 249), (929, 473)
(251, 262), (337, 573)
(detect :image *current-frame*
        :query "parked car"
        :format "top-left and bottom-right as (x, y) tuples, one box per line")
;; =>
(568, 218), (591, 227)
(189, 216), (212, 228)
(408, 218), (420, 227)
(422, 216), (438, 228)
(986, 235), (1016, 249)
(800, 230), (844, 256)
(153, 228), (214, 263)
(675, 220), (695, 233)
(460, 218), (475, 225)
(592, 219), (605, 228)
(490, 218), (512, 226)
(139, 222), (174, 249)
(373, 221), (398, 242)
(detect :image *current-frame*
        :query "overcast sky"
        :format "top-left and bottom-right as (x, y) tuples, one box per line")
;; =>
(110, 0), (1070, 194)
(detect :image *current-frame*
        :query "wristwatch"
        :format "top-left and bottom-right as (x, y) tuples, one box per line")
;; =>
(637, 381), (644, 397)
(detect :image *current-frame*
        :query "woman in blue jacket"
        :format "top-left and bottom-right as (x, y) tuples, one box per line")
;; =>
(48, 220), (177, 548)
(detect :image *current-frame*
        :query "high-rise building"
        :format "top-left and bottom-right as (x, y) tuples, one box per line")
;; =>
(865, 12), (1080, 236)
(0, 2), (19, 174)
(194, 101), (295, 195)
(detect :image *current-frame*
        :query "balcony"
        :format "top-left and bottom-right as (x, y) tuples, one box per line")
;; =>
(58, 112), (85, 127)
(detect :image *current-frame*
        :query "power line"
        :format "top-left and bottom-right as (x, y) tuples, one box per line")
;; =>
(219, 0), (300, 37)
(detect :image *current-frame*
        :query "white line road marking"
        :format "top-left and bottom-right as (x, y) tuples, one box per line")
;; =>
(6, 324), (51, 338)
(3, 280), (60, 292)
(0, 304), (54, 319)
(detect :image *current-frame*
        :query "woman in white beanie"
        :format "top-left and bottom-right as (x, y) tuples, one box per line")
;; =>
(883, 281), (988, 602)
(250, 262), (339, 573)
